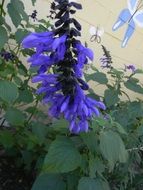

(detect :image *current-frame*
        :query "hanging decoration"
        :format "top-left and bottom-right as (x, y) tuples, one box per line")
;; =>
(112, 0), (143, 48)
(89, 26), (104, 44)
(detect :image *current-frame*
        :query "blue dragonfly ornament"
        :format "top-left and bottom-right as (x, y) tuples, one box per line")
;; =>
(112, 0), (143, 48)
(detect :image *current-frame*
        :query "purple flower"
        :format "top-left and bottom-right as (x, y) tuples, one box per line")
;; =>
(31, 73), (106, 133)
(22, 0), (105, 133)
(126, 64), (136, 73)
(76, 42), (94, 66)
(100, 45), (112, 69)
(73, 64), (83, 77)
(52, 35), (67, 50)
(52, 35), (67, 60)
(22, 32), (68, 75)
(22, 31), (54, 49)
(72, 42), (94, 77)
(0, 50), (15, 61)
(32, 73), (58, 83)
(32, 74), (62, 105)
(28, 54), (53, 67)
(100, 55), (110, 68)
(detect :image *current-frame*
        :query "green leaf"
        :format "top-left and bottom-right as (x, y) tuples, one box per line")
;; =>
(51, 119), (68, 133)
(43, 136), (81, 173)
(108, 68), (124, 78)
(0, 65), (16, 77)
(31, 0), (36, 6)
(32, 174), (66, 190)
(0, 17), (11, 31)
(21, 150), (33, 170)
(29, 67), (38, 74)
(25, 106), (37, 114)
(93, 117), (108, 127)
(15, 0), (29, 21)
(78, 177), (110, 190)
(0, 130), (14, 148)
(15, 29), (29, 44)
(94, 72), (108, 84)
(113, 122), (127, 135)
(111, 105), (131, 128)
(31, 122), (48, 143)
(87, 89), (100, 101)
(35, 24), (48, 32)
(81, 132), (99, 153)
(128, 101), (143, 118)
(0, 26), (8, 49)
(7, 0), (28, 27)
(5, 108), (25, 126)
(104, 89), (120, 107)
(124, 78), (143, 94)
(0, 80), (18, 103)
(24, 131), (39, 150)
(99, 130), (128, 170)
(13, 76), (23, 86)
(134, 69), (143, 74)
(89, 158), (105, 178)
(7, 3), (21, 27)
(17, 89), (33, 103)
(67, 174), (79, 190)
(0, 17), (5, 25)
(84, 73), (94, 82)
(137, 125), (143, 136)
(18, 64), (28, 76)
(85, 72), (108, 84)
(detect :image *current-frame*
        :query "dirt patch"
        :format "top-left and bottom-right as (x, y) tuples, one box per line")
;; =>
(0, 155), (35, 190)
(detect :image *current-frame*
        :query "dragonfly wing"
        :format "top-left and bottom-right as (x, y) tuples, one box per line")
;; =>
(97, 27), (104, 36)
(133, 10), (143, 27)
(128, 0), (139, 14)
(122, 20), (135, 47)
(89, 26), (96, 35)
(112, 9), (131, 31)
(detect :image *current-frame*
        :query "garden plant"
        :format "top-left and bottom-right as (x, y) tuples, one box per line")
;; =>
(0, 0), (143, 190)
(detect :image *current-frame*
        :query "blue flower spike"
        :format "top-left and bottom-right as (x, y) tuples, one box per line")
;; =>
(22, 0), (106, 133)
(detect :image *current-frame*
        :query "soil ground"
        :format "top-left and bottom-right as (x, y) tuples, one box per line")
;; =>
(0, 155), (35, 190)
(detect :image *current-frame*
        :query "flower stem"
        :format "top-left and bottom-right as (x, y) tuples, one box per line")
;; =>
(0, 118), (5, 127)
(0, 0), (5, 16)
(26, 100), (39, 124)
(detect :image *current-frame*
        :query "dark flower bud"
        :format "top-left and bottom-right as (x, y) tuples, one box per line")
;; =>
(78, 78), (89, 90)
(30, 10), (38, 21)
(70, 28), (81, 37)
(50, 2), (56, 10)
(55, 9), (65, 18)
(0, 50), (15, 61)
(69, 2), (82, 9)
(72, 18), (81, 31)
(70, 10), (76, 14)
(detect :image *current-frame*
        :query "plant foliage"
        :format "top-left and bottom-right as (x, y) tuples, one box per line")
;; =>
(0, 0), (143, 189)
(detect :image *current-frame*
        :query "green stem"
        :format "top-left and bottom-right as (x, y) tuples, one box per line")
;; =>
(0, 0), (5, 16)
(0, 118), (5, 127)
(121, 90), (131, 102)
(26, 100), (39, 124)
(15, 45), (20, 55)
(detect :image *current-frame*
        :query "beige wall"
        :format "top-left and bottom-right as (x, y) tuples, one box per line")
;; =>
(23, 0), (143, 68)
(22, 0), (143, 99)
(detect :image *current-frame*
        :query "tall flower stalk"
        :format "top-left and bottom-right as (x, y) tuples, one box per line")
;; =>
(100, 45), (112, 69)
(22, 0), (106, 133)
